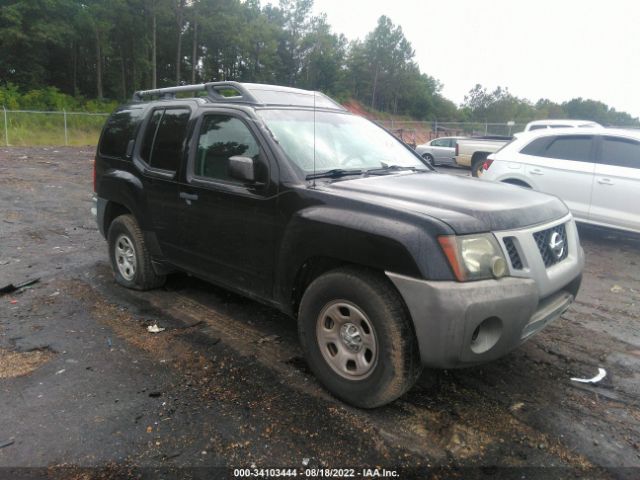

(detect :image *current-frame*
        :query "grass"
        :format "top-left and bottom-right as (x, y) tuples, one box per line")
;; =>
(0, 111), (108, 146)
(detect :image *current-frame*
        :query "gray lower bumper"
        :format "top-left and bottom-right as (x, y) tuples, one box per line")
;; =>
(387, 273), (581, 369)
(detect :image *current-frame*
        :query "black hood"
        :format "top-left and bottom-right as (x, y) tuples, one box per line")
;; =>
(326, 172), (569, 234)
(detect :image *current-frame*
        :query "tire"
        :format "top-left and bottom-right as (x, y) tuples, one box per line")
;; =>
(471, 155), (487, 177)
(298, 266), (422, 408)
(107, 214), (166, 291)
(422, 153), (435, 167)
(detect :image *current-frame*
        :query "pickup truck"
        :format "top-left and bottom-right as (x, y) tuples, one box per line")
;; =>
(455, 136), (512, 176)
(93, 82), (584, 408)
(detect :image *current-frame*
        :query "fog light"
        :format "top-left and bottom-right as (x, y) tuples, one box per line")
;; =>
(491, 256), (507, 278)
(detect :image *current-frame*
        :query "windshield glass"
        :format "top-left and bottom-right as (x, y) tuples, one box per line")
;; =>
(257, 109), (425, 174)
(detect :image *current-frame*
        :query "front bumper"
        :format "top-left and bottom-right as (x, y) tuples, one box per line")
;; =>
(387, 214), (584, 368)
(387, 273), (581, 368)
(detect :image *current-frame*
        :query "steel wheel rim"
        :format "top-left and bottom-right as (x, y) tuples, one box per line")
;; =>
(115, 234), (136, 281)
(316, 300), (378, 380)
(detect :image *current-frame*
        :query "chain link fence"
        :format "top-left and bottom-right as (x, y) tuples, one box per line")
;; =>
(2, 108), (636, 148)
(375, 120), (527, 147)
(1, 107), (110, 147)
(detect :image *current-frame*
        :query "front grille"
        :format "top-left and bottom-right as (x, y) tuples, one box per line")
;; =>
(503, 236), (523, 269)
(533, 224), (569, 267)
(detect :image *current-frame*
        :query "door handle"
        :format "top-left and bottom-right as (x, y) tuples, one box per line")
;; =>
(179, 191), (199, 204)
(597, 178), (613, 185)
(530, 168), (544, 175)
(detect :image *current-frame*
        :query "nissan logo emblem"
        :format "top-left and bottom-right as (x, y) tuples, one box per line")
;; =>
(549, 232), (565, 259)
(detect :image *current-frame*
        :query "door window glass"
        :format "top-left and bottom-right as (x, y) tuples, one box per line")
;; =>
(600, 136), (640, 169)
(195, 115), (260, 182)
(140, 110), (163, 164)
(148, 109), (191, 171)
(521, 135), (593, 162)
(543, 136), (593, 161)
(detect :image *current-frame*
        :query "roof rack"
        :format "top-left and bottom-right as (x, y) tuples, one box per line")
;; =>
(131, 81), (346, 111)
(132, 81), (260, 104)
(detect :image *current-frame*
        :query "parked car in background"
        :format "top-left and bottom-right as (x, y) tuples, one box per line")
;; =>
(524, 119), (602, 131)
(415, 136), (466, 166)
(454, 136), (512, 176)
(480, 128), (640, 234)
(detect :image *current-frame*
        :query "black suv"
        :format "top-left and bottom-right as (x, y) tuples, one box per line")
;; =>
(94, 82), (584, 407)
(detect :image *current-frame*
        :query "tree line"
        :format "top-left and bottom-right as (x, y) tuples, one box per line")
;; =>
(1, 0), (638, 126)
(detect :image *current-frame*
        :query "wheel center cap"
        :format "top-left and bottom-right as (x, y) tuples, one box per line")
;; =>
(340, 323), (362, 352)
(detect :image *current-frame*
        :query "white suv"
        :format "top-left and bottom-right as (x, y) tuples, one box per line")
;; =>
(480, 128), (640, 234)
(524, 119), (602, 131)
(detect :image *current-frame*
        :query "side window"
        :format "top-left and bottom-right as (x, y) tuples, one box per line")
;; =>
(448, 139), (457, 148)
(431, 138), (445, 147)
(139, 108), (191, 171)
(195, 115), (261, 182)
(99, 108), (144, 159)
(522, 135), (593, 162)
(140, 110), (163, 164)
(543, 136), (593, 161)
(600, 136), (640, 169)
(521, 137), (554, 156)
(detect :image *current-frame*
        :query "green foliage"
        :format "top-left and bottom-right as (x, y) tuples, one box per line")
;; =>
(463, 85), (640, 127)
(0, 0), (637, 126)
(0, 84), (117, 112)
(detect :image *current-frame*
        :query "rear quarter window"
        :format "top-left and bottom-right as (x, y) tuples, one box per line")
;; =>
(99, 108), (144, 159)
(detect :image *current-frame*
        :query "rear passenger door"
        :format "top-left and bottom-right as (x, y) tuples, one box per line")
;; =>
(430, 138), (450, 163)
(519, 134), (596, 222)
(590, 135), (640, 231)
(134, 106), (192, 259)
(176, 110), (278, 297)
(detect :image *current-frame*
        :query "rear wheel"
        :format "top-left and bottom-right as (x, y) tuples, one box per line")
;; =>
(471, 154), (488, 177)
(298, 266), (422, 408)
(422, 153), (435, 167)
(107, 214), (166, 290)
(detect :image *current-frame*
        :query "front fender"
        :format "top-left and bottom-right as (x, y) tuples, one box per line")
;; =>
(273, 205), (453, 311)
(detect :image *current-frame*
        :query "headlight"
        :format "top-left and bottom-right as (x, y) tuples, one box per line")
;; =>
(438, 234), (507, 281)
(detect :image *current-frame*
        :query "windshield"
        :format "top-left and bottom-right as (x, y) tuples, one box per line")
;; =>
(257, 109), (426, 174)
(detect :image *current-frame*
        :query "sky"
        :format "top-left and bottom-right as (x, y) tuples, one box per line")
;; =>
(271, 0), (640, 118)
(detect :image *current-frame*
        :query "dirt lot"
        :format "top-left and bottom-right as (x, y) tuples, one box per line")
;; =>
(1, 147), (639, 479)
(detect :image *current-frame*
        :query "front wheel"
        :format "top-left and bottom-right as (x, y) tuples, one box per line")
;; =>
(298, 267), (422, 408)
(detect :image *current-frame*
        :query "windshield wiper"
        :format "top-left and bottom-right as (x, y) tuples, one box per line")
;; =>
(306, 168), (363, 180)
(365, 165), (426, 175)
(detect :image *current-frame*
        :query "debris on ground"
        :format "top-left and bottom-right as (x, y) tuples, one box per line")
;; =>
(610, 285), (625, 293)
(0, 278), (40, 296)
(510, 402), (525, 412)
(0, 348), (54, 379)
(571, 368), (607, 384)
(147, 324), (165, 333)
(0, 439), (15, 450)
(257, 334), (280, 344)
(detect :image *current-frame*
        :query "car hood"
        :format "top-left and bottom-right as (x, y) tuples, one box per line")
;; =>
(325, 172), (569, 234)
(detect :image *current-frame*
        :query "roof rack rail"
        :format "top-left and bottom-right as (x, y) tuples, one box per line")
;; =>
(132, 81), (260, 104)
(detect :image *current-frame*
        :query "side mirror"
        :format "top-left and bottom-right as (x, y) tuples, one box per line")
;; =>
(228, 155), (255, 182)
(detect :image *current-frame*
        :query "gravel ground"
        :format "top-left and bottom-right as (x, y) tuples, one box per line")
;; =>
(0, 148), (639, 479)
